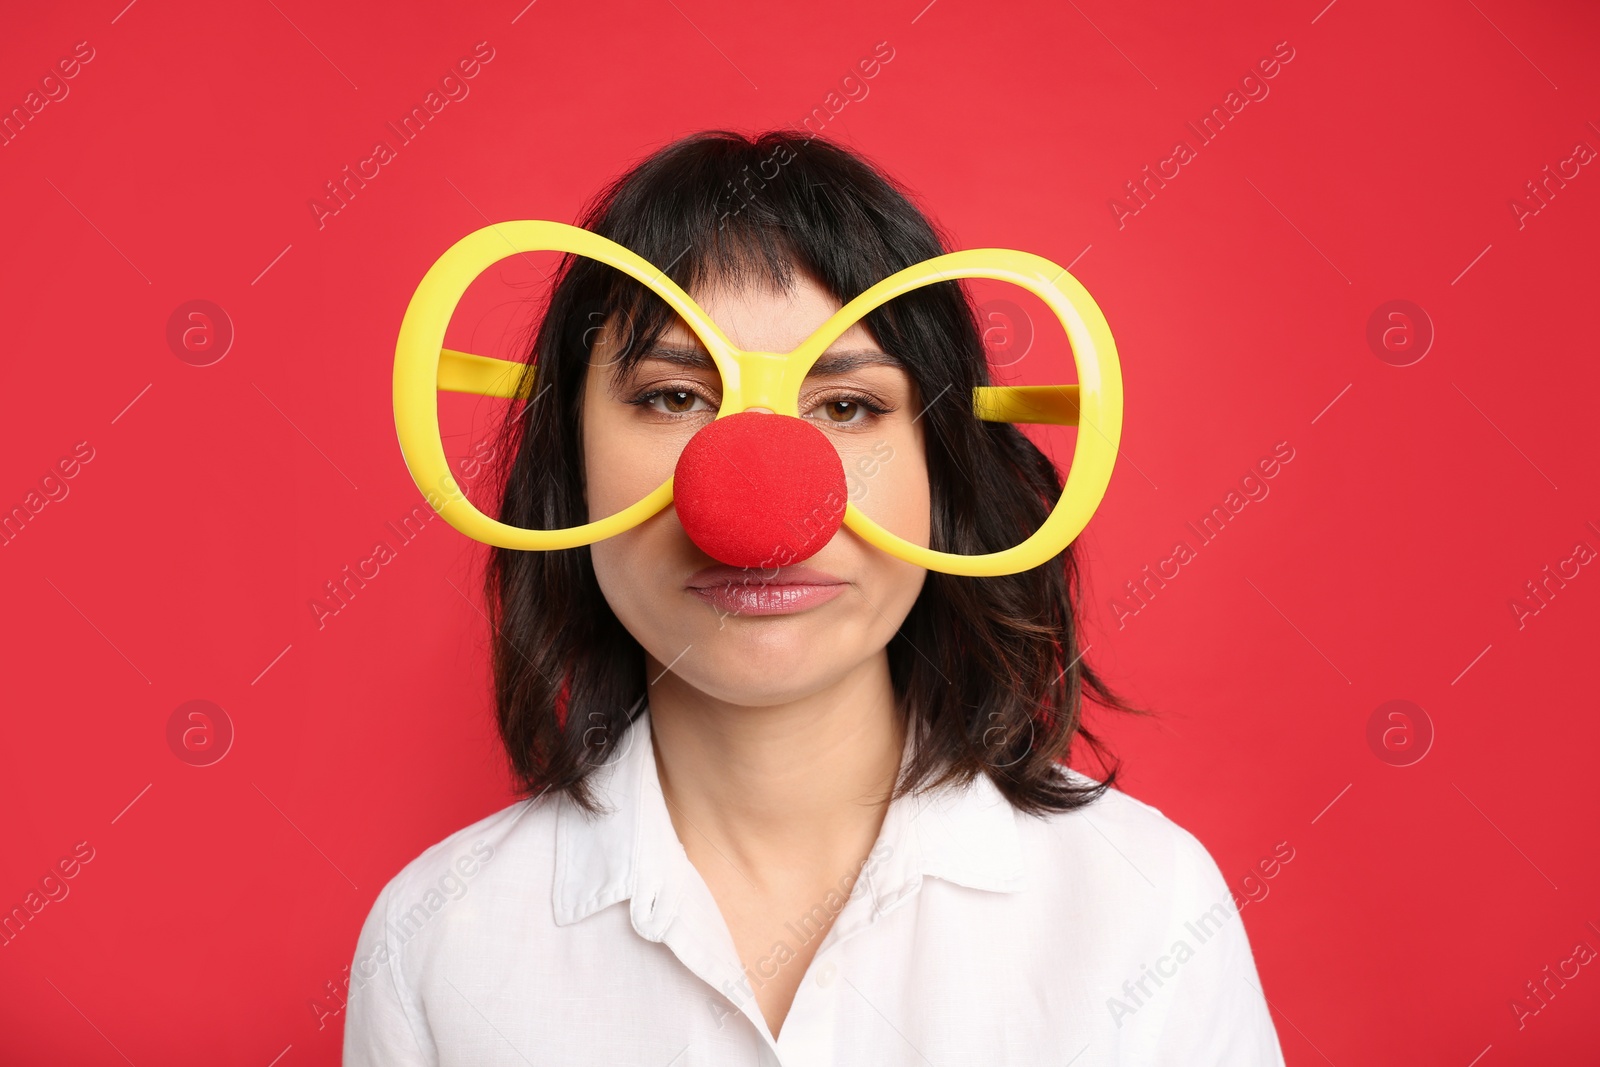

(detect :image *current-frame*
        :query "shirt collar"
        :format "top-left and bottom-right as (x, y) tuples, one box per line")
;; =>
(552, 706), (1024, 934)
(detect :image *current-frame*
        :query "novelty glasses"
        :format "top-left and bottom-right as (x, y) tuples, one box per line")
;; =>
(393, 221), (1123, 577)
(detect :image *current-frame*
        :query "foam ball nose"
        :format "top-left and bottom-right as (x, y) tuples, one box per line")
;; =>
(673, 411), (848, 568)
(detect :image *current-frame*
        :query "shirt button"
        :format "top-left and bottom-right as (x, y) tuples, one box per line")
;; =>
(815, 961), (837, 988)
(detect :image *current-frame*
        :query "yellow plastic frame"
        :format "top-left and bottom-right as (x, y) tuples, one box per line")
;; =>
(394, 220), (1123, 577)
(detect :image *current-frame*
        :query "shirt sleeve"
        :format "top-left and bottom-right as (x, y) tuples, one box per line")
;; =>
(1147, 831), (1287, 1066)
(342, 875), (436, 1067)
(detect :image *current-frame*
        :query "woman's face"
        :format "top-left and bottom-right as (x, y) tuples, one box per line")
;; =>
(581, 268), (931, 706)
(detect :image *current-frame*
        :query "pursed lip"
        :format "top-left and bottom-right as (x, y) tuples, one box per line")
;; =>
(685, 563), (846, 590)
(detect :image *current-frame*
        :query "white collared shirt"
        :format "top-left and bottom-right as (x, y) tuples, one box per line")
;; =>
(343, 709), (1285, 1066)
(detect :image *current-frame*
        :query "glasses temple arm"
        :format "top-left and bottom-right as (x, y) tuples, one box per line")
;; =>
(438, 348), (529, 399)
(971, 384), (1080, 426)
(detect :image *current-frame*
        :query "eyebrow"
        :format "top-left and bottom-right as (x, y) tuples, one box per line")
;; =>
(635, 343), (904, 376)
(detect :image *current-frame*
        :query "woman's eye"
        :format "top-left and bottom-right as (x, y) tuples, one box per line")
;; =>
(818, 400), (864, 424)
(806, 396), (885, 425)
(639, 389), (714, 415)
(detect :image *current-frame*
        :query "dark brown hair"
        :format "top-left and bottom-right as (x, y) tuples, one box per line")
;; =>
(483, 129), (1148, 818)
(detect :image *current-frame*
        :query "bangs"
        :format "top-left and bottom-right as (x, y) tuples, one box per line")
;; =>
(561, 130), (937, 378)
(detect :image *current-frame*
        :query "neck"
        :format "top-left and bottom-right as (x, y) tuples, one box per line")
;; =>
(644, 651), (906, 889)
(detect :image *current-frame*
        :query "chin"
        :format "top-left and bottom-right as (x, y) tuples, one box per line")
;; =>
(670, 646), (838, 707)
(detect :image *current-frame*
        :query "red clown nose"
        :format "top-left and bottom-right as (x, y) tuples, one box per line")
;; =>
(673, 411), (848, 568)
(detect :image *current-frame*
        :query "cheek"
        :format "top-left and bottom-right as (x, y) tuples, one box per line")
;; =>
(844, 429), (931, 550)
(581, 398), (697, 639)
(581, 406), (680, 523)
(883, 454), (931, 548)
(584, 432), (644, 521)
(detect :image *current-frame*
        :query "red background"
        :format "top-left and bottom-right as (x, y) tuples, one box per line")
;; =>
(3, 0), (1597, 1063)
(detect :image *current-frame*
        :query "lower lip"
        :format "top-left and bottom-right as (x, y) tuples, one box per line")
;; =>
(688, 581), (847, 616)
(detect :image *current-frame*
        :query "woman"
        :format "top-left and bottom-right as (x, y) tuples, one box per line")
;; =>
(345, 129), (1285, 1065)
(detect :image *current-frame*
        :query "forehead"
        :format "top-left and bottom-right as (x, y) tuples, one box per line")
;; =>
(658, 270), (883, 357)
